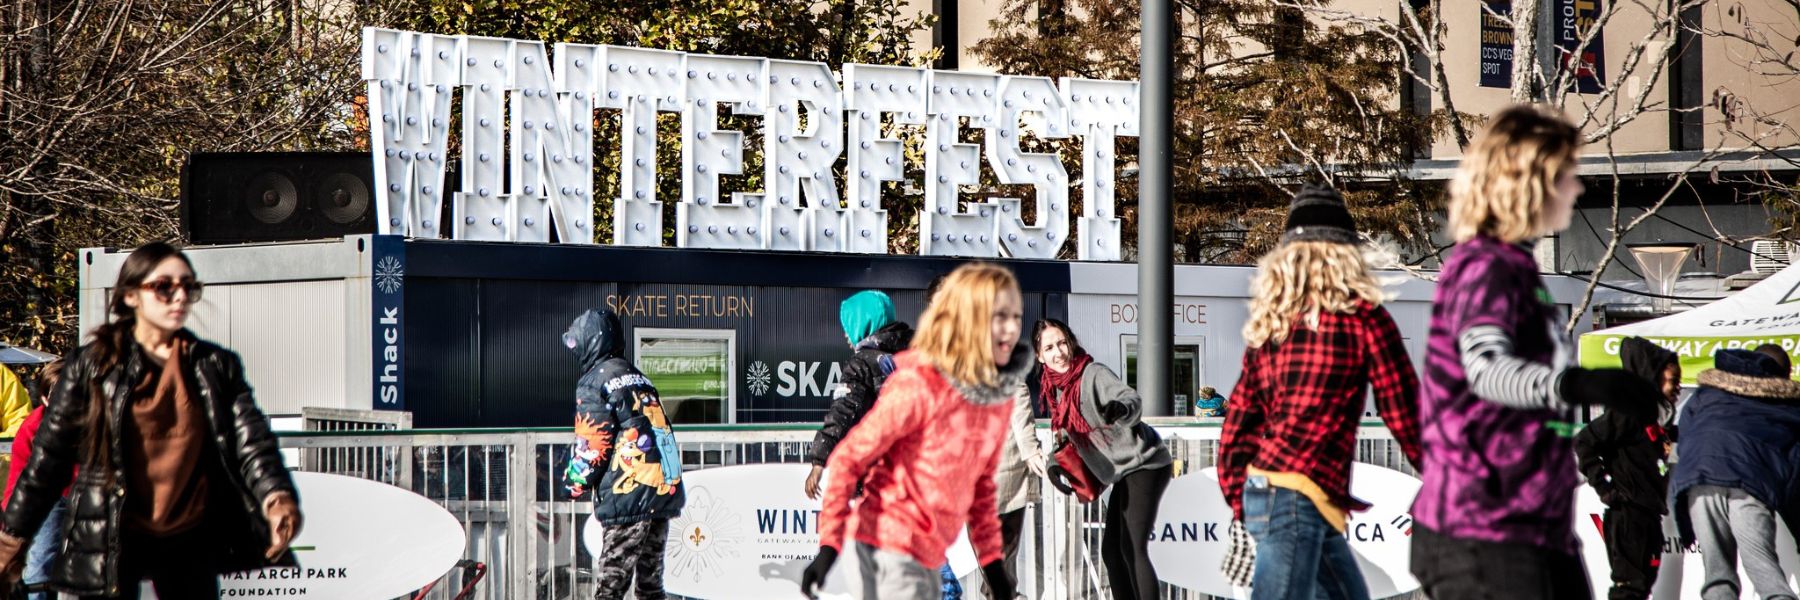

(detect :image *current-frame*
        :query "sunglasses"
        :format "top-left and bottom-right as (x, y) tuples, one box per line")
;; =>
(139, 278), (204, 304)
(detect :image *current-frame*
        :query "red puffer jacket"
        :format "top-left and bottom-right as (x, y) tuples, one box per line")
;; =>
(817, 345), (1034, 569)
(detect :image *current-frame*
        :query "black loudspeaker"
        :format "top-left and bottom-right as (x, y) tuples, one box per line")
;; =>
(181, 152), (376, 244)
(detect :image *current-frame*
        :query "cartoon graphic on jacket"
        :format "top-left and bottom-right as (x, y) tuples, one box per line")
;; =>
(562, 309), (685, 526)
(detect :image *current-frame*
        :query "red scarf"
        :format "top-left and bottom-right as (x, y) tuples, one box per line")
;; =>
(1041, 352), (1095, 437)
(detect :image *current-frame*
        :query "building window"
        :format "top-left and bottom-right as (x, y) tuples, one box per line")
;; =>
(1121, 335), (1206, 417)
(633, 328), (736, 424)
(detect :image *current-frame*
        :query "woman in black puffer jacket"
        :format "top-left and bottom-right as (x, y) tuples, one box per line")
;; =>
(0, 242), (302, 599)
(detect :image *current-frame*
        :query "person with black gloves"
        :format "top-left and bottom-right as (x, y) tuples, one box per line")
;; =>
(1032, 318), (1171, 600)
(803, 291), (970, 598)
(1408, 105), (1664, 600)
(1575, 336), (1679, 600)
(800, 263), (1028, 600)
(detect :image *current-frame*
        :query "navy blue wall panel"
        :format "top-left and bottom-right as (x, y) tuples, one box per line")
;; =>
(397, 240), (1074, 427)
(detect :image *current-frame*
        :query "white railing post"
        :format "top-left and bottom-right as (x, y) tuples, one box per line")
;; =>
(508, 438), (536, 598)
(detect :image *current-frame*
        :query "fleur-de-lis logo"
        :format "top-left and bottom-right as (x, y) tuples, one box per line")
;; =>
(688, 526), (708, 547)
(666, 487), (740, 582)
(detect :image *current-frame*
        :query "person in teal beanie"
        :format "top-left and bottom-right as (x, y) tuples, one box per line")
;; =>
(839, 290), (898, 345)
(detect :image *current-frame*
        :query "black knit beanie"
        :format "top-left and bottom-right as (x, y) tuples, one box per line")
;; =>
(1280, 183), (1360, 245)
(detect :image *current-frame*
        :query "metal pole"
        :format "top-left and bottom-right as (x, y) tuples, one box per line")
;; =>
(1138, 0), (1173, 415)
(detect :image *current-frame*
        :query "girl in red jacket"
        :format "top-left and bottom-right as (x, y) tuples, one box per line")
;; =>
(801, 262), (1030, 600)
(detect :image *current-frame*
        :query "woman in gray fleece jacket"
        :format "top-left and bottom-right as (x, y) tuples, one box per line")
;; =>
(1032, 318), (1173, 600)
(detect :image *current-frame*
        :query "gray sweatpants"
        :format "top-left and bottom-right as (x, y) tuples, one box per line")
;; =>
(853, 542), (943, 600)
(1687, 485), (1797, 600)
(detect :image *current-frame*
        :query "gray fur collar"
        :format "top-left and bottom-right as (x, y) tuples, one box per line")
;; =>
(1697, 368), (1800, 400)
(942, 343), (1036, 406)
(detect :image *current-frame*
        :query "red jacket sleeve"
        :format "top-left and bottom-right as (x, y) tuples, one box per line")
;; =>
(1363, 307), (1424, 471)
(4, 408), (43, 509)
(967, 453), (1005, 564)
(1218, 350), (1267, 522)
(817, 368), (932, 552)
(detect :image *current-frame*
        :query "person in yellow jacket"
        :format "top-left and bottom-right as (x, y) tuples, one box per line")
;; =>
(0, 367), (34, 472)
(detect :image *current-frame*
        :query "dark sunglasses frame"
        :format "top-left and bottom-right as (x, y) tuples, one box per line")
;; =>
(139, 278), (204, 304)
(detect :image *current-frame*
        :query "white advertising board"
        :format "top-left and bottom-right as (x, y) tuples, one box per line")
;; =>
(218, 472), (466, 599)
(1147, 464), (1422, 598)
(583, 463), (977, 600)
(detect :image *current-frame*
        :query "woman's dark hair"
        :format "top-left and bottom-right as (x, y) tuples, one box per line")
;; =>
(32, 359), (65, 409)
(83, 242), (193, 473)
(1031, 318), (1085, 357)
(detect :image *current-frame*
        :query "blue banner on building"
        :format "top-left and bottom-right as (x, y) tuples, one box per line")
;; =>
(371, 234), (405, 411)
(1480, 1), (1513, 88)
(1556, 0), (1605, 94)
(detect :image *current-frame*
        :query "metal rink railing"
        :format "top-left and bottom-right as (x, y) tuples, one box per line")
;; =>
(278, 418), (1419, 600)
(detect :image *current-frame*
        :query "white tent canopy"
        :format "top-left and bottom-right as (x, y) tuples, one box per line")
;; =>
(1580, 263), (1800, 383)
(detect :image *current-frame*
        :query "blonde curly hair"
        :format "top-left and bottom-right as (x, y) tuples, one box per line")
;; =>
(1448, 104), (1583, 244)
(1243, 241), (1386, 348)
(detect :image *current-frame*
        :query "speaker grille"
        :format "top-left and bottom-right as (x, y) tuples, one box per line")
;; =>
(244, 172), (300, 224)
(316, 172), (372, 225)
(181, 152), (378, 244)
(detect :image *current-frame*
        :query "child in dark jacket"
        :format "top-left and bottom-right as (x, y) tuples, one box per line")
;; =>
(562, 309), (685, 600)
(804, 290), (914, 499)
(1575, 337), (1678, 600)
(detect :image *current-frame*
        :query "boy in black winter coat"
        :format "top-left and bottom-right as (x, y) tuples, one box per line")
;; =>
(1575, 336), (1680, 600)
(562, 309), (685, 600)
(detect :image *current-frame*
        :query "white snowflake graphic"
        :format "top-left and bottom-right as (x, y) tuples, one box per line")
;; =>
(374, 256), (404, 294)
(747, 361), (772, 397)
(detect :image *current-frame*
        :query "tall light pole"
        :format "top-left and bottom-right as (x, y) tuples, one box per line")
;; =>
(1138, 0), (1173, 414)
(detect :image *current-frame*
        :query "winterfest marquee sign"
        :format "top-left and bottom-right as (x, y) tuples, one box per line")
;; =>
(363, 28), (1140, 260)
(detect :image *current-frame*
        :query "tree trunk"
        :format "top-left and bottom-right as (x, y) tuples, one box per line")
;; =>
(1511, 0), (1541, 102)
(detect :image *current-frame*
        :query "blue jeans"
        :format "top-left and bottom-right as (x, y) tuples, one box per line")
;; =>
(1242, 476), (1370, 600)
(939, 563), (963, 599)
(24, 499), (66, 600)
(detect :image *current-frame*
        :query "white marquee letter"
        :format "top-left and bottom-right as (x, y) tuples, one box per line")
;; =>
(603, 47), (686, 246)
(454, 36), (513, 241)
(508, 41), (598, 243)
(678, 55), (768, 250)
(842, 65), (926, 254)
(989, 76), (1070, 259)
(764, 60), (845, 251)
(1063, 78), (1138, 261)
(364, 29), (459, 237)
(921, 71), (1001, 257)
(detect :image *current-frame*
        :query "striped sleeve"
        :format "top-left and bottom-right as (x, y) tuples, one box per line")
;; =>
(1457, 325), (1565, 410)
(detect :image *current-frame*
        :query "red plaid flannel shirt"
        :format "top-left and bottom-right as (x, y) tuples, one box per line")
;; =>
(1218, 303), (1424, 521)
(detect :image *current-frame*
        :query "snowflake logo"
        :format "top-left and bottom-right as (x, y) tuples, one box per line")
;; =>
(747, 361), (772, 397)
(374, 256), (404, 295)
